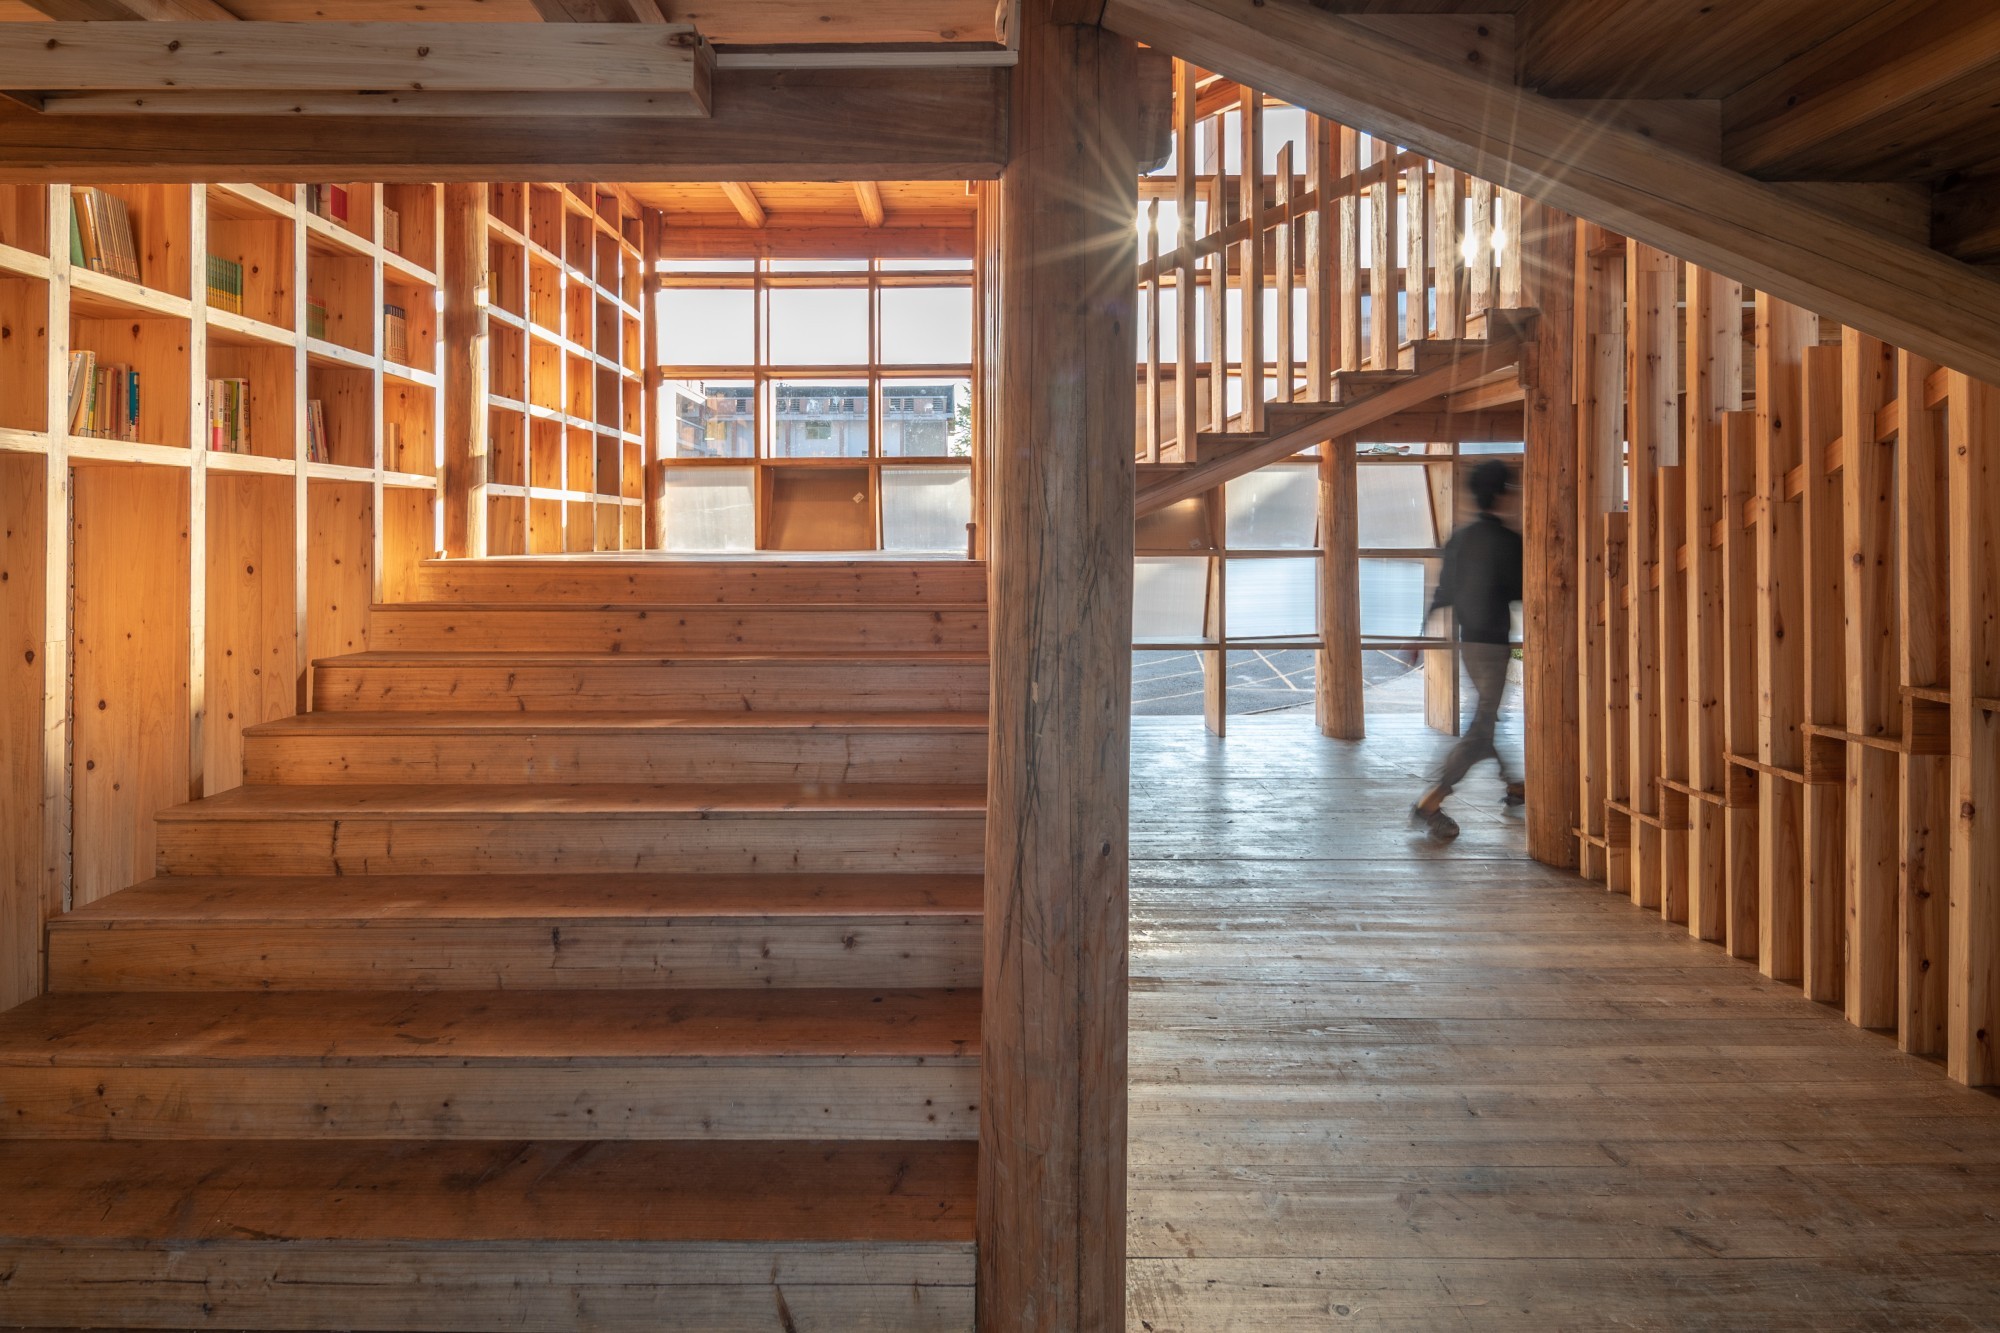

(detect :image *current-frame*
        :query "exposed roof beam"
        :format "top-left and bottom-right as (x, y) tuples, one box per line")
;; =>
(1935, 172), (2000, 266)
(1722, 0), (2000, 177)
(1101, 0), (2000, 385)
(0, 64), (1007, 181)
(855, 181), (886, 228)
(19, 0), (239, 18)
(721, 181), (767, 227)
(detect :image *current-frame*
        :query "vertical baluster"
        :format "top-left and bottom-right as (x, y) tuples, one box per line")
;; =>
(1144, 198), (1162, 463)
(1467, 175), (1495, 321)
(1431, 163), (1465, 340)
(1239, 86), (1265, 431)
(1273, 141), (1294, 404)
(1175, 59), (1198, 460)
(1404, 153), (1429, 353)
(1205, 109), (1228, 437)
(1338, 125), (1361, 375)
(1304, 114), (1333, 404)
(1368, 135), (1396, 370)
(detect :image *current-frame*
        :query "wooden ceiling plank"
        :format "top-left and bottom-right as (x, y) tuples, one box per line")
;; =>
(721, 181), (767, 227)
(0, 64), (1007, 180)
(1723, 1), (2000, 177)
(527, 0), (666, 23)
(0, 21), (710, 93)
(855, 181), (886, 228)
(1934, 172), (2000, 266)
(1101, 0), (2000, 385)
(20, 0), (239, 19)
(36, 90), (712, 116)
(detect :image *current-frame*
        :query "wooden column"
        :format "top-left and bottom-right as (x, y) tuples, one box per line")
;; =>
(1721, 409), (1760, 960)
(1842, 330), (1898, 1029)
(1625, 241), (1674, 910)
(1799, 340), (1847, 1002)
(1947, 372), (2000, 1086)
(980, 6), (1138, 1328)
(642, 207), (665, 551)
(1575, 226), (1623, 885)
(1317, 433), (1362, 739)
(1519, 201), (1577, 869)
(1898, 350), (1950, 1054)
(1754, 296), (1810, 983)
(441, 182), (489, 559)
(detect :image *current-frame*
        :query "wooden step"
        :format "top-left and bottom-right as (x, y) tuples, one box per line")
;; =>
(312, 651), (992, 713)
(0, 1138), (975, 1330)
(48, 873), (983, 990)
(415, 556), (988, 606)
(0, 988), (978, 1141)
(152, 783), (987, 876)
(369, 602), (987, 654)
(243, 710), (989, 785)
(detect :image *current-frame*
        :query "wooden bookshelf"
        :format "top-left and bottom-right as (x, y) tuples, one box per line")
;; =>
(483, 182), (647, 554)
(0, 180), (444, 1006)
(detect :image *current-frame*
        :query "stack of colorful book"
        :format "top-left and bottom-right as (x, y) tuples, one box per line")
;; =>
(207, 254), (245, 315)
(306, 399), (329, 463)
(66, 351), (140, 441)
(206, 378), (252, 453)
(384, 304), (408, 364)
(305, 185), (350, 226)
(70, 188), (141, 283)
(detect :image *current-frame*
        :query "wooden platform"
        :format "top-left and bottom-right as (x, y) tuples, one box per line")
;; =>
(1127, 714), (2000, 1331)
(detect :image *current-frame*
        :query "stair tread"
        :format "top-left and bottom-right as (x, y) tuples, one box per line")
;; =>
(159, 782), (989, 820)
(0, 1139), (977, 1244)
(247, 710), (989, 736)
(55, 873), (985, 922)
(0, 989), (979, 1065)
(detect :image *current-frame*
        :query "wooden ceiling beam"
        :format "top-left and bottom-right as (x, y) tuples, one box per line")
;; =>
(1102, 0), (2000, 385)
(720, 182), (767, 227)
(1934, 172), (2000, 267)
(1722, 0), (2000, 177)
(0, 64), (1007, 181)
(527, 0), (667, 23)
(855, 181), (886, 228)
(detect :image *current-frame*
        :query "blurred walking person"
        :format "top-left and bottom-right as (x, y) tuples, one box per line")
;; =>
(1412, 459), (1522, 842)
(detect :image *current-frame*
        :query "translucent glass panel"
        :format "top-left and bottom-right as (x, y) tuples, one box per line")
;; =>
(1359, 558), (1437, 637)
(881, 287), (973, 365)
(881, 465), (972, 552)
(768, 287), (868, 365)
(878, 258), (973, 272)
(669, 379), (754, 458)
(881, 378), (971, 457)
(1356, 464), (1439, 550)
(662, 258), (753, 273)
(769, 258), (868, 272)
(770, 378), (867, 458)
(1225, 464), (1317, 548)
(661, 288), (753, 365)
(663, 467), (755, 552)
(1226, 558), (1318, 638)
(1134, 556), (1209, 643)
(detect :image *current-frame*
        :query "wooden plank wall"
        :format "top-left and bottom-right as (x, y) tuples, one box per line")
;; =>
(1562, 231), (2000, 1086)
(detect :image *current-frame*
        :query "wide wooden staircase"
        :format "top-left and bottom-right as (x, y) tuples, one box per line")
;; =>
(1137, 310), (1535, 515)
(0, 558), (987, 1331)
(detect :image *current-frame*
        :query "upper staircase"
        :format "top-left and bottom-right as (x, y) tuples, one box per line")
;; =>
(1137, 311), (1534, 516)
(0, 557), (987, 1331)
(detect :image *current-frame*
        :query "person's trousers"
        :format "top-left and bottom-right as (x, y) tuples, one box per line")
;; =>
(1430, 640), (1515, 800)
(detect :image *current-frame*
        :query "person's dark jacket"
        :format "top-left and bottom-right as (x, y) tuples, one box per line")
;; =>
(1429, 511), (1522, 645)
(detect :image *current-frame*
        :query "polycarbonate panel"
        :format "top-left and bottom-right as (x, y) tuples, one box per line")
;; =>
(662, 467), (755, 552)
(1359, 558), (1438, 637)
(1356, 464), (1439, 549)
(1226, 558), (1318, 638)
(661, 288), (753, 365)
(768, 287), (868, 365)
(1134, 556), (1209, 643)
(1224, 463), (1317, 548)
(881, 465), (972, 553)
(881, 287), (973, 365)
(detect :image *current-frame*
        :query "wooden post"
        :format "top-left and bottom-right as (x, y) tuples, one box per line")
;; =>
(1755, 295), (1809, 983)
(442, 181), (489, 559)
(1721, 409), (1760, 960)
(1174, 60), (1197, 458)
(1368, 135), (1395, 370)
(1520, 200), (1577, 869)
(1947, 372), (2000, 1086)
(1575, 227), (1623, 885)
(642, 206), (664, 551)
(1317, 433), (1362, 739)
(1898, 349), (1950, 1054)
(1799, 340), (1847, 1002)
(1842, 330), (1898, 1029)
(1238, 86), (1264, 431)
(980, 5), (1138, 1327)
(1626, 241), (1674, 910)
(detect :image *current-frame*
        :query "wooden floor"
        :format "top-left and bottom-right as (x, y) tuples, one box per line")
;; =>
(1127, 713), (2000, 1332)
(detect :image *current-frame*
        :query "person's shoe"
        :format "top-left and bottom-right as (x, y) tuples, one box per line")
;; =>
(1503, 782), (1526, 808)
(1424, 809), (1461, 843)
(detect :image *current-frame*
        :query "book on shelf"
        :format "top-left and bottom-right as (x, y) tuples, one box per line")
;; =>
(206, 254), (244, 315)
(383, 304), (408, 364)
(306, 185), (351, 227)
(307, 298), (328, 341)
(205, 378), (252, 454)
(382, 206), (401, 256)
(306, 398), (328, 464)
(67, 351), (140, 441)
(71, 187), (141, 284)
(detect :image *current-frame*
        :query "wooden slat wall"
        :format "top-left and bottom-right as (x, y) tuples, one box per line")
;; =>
(1560, 241), (2000, 1087)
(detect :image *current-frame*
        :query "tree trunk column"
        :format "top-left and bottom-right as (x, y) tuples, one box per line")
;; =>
(980, 4), (1139, 1329)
